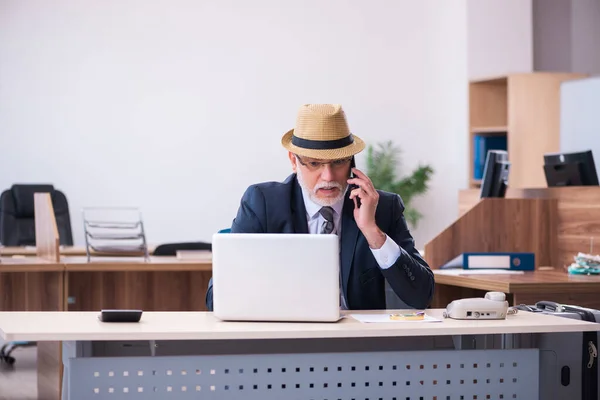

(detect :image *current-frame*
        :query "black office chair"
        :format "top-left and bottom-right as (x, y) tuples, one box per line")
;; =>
(0, 184), (73, 367)
(153, 241), (212, 256)
(0, 341), (36, 366)
(0, 184), (73, 246)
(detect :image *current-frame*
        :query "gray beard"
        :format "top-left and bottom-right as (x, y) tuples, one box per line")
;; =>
(296, 167), (347, 207)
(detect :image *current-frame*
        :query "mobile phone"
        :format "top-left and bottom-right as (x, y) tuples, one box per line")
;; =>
(349, 157), (361, 208)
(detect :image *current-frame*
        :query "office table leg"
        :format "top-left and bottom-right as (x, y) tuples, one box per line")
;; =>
(0, 270), (64, 400)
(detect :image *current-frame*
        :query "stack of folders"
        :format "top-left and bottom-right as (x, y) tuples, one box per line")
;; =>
(82, 207), (150, 261)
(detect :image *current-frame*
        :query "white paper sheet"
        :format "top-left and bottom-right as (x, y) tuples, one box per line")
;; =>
(350, 314), (442, 323)
(433, 269), (524, 276)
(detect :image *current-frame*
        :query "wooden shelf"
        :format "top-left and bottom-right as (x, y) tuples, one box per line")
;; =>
(469, 75), (508, 85)
(468, 72), (587, 189)
(470, 126), (508, 134)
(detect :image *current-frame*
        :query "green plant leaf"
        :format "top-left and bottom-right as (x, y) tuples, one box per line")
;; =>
(392, 165), (434, 204)
(365, 141), (434, 229)
(366, 141), (398, 193)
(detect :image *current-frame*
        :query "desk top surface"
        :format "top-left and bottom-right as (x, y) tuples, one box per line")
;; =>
(433, 269), (600, 292)
(0, 256), (63, 272)
(0, 309), (598, 342)
(61, 256), (212, 271)
(0, 246), (83, 256)
(0, 245), (157, 256)
(0, 255), (212, 272)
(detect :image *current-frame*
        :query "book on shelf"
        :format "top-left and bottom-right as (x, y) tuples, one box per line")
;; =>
(473, 135), (507, 180)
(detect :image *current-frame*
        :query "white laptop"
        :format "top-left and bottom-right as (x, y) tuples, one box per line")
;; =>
(211, 233), (341, 322)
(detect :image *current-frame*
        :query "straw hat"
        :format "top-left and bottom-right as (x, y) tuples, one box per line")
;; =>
(281, 104), (365, 160)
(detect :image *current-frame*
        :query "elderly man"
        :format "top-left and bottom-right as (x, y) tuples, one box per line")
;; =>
(206, 104), (434, 311)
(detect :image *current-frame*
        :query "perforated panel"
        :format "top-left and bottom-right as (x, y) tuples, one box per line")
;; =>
(68, 348), (538, 399)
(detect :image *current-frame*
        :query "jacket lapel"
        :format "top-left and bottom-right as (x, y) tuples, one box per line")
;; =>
(340, 195), (359, 300)
(290, 174), (309, 234)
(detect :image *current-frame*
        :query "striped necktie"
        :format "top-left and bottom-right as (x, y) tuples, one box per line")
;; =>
(319, 206), (335, 234)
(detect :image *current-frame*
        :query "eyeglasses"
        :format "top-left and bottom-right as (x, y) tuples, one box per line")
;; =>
(295, 156), (352, 172)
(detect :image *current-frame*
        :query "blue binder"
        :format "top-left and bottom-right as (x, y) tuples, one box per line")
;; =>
(441, 252), (535, 271)
(473, 135), (508, 180)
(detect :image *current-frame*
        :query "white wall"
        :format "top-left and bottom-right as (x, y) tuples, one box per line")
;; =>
(560, 76), (600, 176)
(532, 0), (600, 74)
(532, 0), (572, 72)
(467, 0), (533, 79)
(571, 0), (600, 75)
(0, 0), (468, 250)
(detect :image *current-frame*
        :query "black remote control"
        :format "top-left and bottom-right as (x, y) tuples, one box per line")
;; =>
(98, 309), (143, 323)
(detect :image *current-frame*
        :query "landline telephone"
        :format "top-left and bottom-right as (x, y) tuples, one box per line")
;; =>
(443, 291), (518, 320)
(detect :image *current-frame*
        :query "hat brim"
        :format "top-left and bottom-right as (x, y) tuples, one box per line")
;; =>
(281, 129), (366, 160)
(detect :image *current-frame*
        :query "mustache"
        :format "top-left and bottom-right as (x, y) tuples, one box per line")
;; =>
(313, 181), (344, 193)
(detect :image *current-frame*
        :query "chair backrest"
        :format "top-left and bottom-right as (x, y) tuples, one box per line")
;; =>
(153, 241), (212, 256)
(0, 184), (74, 246)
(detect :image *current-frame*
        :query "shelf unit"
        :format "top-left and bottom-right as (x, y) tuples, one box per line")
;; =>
(468, 72), (587, 189)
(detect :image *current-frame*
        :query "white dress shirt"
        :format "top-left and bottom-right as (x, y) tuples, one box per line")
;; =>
(300, 188), (401, 269)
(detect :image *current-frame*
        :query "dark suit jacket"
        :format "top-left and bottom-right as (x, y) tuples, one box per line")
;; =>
(206, 174), (434, 311)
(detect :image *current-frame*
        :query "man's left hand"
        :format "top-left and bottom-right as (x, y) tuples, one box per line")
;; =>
(347, 168), (386, 249)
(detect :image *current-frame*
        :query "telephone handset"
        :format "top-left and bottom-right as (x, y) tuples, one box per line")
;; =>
(349, 156), (361, 208)
(443, 291), (518, 320)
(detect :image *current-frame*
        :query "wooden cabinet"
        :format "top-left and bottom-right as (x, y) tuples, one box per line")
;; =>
(469, 72), (587, 189)
(457, 186), (600, 268)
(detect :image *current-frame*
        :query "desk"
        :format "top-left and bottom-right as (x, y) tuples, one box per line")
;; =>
(0, 256), (213, 312)
(432, 270), (600, 309)
(63, 256), (212, 312)
(457, 186), (600, 268)
(0, 255), (213, 398)
(0, 310), (598, 399)
(0, 257), (65, 311)
(0, 245), (157, 257)
(0, 246), (83, 256)
(0, 257), (66, 399)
